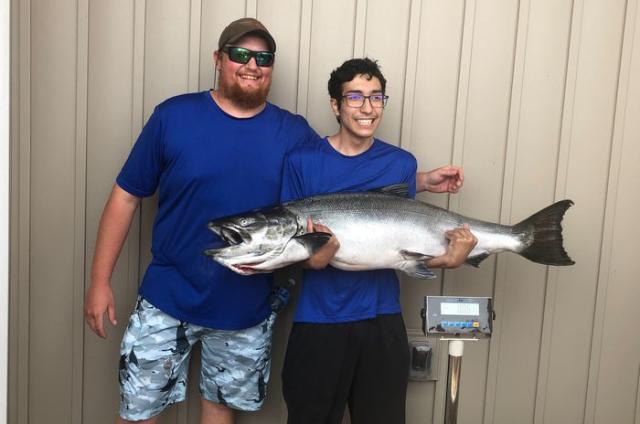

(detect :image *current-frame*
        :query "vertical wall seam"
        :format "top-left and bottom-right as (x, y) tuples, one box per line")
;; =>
(197, 0), (203, 91)
(247, 0), (258, 18)
(296, 0), (313, 116)
(555, 0), (581, 201)
(293, 1), (303, 113)
(73, 0), (89, 422)
(353, 0), (367, 57)
(445, 0), (476, 271)
(17, 0), (31, 421)
(535, 265), (555, 424)
(398, 0), (421, 152)
(634, 365), (640, 424)
(188, 0), (202, 92)
(8, 0), (18, 421)
(435, 2), (477, 423)
(486, 0), (529, 421)
(536, 0), (583, 422)
(584, 0), (636, 422)
(636, 363), (640, 424)
(131, 0), (146, 290)
(9, 0), (32, 422)
(448, 0), (475, 216)
(448, 0), (466, 173)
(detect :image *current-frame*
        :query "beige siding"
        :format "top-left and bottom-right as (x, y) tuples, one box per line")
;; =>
(9, 0), (640, 423)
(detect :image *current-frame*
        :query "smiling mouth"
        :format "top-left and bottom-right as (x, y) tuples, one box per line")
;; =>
(355, 118), (375, 126)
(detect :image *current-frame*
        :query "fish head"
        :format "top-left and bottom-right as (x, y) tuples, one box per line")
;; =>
(204, 206), (303, 275)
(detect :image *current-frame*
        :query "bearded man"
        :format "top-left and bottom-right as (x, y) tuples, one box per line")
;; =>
(83, 18), (318, 424)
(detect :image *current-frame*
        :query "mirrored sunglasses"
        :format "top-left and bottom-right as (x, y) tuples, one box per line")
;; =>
(222, 46), (275, 67)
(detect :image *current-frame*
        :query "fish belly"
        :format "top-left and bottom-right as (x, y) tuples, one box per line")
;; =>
(321, 214), (448, 271)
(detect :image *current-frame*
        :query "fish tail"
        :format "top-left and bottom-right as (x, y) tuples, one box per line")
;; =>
(514, 200), (575, 266)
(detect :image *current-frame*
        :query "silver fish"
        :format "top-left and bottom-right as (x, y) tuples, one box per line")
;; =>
(204, 185), (574, 278)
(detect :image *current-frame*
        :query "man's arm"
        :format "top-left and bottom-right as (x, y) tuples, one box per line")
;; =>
(417, 165), (464, 194)
(416, 165), (476, 267)
(426, 224), (477, 269)
(84, 184), (141, 338)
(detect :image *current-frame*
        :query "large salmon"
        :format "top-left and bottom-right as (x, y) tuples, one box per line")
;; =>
(204, 186), (574, 278)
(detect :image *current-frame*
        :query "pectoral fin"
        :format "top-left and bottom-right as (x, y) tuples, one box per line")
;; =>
(293, 232), (332, 254)
(400, 250), (433, 261)
(401, 261), (437, 279)
(398, 250), (437, 278)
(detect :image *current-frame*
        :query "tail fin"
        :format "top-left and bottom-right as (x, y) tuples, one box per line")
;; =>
(514, 200), (575, 266)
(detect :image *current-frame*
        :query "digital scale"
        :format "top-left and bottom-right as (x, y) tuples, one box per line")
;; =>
(421, 296), (494, 424)
(423, 296), (493, 338)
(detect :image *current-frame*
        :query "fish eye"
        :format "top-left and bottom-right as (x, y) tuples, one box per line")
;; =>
(238, 217), (256, 227)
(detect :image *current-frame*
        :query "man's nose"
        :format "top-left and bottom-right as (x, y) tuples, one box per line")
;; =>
(244, 57), (259, 69)
(360, 97), (374, 112)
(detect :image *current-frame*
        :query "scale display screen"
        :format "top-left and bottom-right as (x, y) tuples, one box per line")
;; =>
(424, 296), (493, 338)
(440, 302), (479, 316)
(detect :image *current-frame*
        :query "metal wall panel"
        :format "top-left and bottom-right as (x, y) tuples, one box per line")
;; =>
(9, 0), (640, 423)
(28, 0), (80, 422)
(587, 0), (640, 422)
(542, 0), (629, 422)
(491, 0), (575, 421)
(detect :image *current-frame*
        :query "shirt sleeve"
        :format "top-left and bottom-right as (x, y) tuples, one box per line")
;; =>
(404, 155), (418, 199)
(116, 106), (164, 197)
(293, 115), (320, 149)
(280, 153), (306, 203)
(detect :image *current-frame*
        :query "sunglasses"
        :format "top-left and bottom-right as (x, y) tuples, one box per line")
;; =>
(222, 46), (275, 67)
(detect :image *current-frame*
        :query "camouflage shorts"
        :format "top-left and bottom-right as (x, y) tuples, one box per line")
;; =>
(118, 297), (276, 421)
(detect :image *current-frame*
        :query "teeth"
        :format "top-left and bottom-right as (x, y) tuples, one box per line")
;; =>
(357, 119), (373, 125)
(240, 75), (259, 80)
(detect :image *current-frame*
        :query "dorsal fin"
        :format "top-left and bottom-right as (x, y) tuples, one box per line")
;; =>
(370, 183), (410, 198)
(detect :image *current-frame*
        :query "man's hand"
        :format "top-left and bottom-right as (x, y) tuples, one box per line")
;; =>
(426, 224), (477, 269)
(84, 184), (140, 339)
(417, 165), (464, 193)
(304, 218), (340, 270)
(84, 282), (117, 339)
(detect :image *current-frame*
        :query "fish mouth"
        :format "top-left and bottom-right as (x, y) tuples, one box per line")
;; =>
(232, 263), (265, 275)
(208, 223), (251, 246)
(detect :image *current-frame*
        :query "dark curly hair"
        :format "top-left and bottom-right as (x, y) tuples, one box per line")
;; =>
(328, 58), (387, 117)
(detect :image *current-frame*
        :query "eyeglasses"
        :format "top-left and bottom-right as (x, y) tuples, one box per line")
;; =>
(222, 46), (275, 67)
(341, 93), (389, 108)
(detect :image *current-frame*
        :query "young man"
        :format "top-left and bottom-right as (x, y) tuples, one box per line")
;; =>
(84, 18), (318, 424)
(280, 58), (477, 424)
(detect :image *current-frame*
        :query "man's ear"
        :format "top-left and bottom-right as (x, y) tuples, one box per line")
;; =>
(214, 51), (222, 71)
(330, 98), (340, 117)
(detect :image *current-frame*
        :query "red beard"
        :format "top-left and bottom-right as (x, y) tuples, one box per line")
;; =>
(218, 76), (269, 109)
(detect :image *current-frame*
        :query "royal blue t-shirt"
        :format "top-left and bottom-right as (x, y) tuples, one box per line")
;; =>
(280, 137), (417, 323)
(116, 91), (318, 330)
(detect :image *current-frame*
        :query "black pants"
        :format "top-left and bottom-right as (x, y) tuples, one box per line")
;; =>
(282, 314), (410, 424)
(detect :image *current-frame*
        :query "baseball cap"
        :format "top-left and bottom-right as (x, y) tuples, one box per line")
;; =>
(218, 18), (276, 52)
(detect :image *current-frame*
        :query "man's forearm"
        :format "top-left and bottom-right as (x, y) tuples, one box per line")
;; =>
(416, 171), (429, 193)
(90, 185), (141, 285)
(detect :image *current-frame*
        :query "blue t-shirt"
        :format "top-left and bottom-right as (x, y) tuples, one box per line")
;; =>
(117, 91), (318, 330)
(280, 137), (417, 323)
